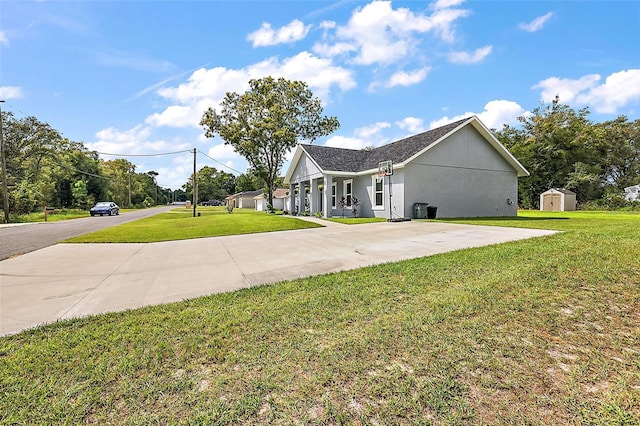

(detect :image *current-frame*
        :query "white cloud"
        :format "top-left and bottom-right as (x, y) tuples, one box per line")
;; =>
(519, 12), (554, 33)
(88, 124), (190, 156)
(324, 135), (370, 150)
(0, 31), (8, 46)
(533, 69), (640, 113)
(532, 74), (601, 103)
(396, 117), (426, 133)
(355, 122), (391, 138)
(429, 100), (526, 130)
(0, 86), (24, 99)
(247, 19), (311, 47)
(433, 0), (466, 10)
(324, 121), (393, 150)
(385, 67), (432, 88)
(447, 45), (492, 64)
(575, 69), (640, 114)
(208, 142), (239, 161)
(314, 0), (470, 65)
(147, 52), (356, 128)
(313, 41), (357, 57)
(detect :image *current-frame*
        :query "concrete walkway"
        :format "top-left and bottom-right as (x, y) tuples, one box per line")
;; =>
(0, 219), (557, 336)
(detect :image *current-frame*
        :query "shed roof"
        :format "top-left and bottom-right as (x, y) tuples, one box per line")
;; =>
(226, 190), (263, 200)
(542, 188), (576, 195)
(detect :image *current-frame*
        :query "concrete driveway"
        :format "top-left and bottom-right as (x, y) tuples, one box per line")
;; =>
(0, 218), (556, 336)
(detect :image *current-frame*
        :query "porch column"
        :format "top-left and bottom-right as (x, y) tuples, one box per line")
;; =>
(309, 178), (316, 215)
(323, 175), (332, 218)
(289, 184), (295, 214)
(297, 182), (305, 214)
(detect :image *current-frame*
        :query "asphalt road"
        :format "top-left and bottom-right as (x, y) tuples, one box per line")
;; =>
(0, 205), (177, 260)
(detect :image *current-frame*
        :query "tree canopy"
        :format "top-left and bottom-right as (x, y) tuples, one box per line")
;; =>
(496, 97), (639, 208)
(200, 76), (340, 206)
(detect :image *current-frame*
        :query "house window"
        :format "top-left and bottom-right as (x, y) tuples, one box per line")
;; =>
(331, 183), (337, 208)
(343, 180), (353, 207)
(373, 176), (384, 208)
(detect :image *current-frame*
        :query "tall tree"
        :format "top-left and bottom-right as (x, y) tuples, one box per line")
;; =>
(497, 97), (594, 207)
(200, 77), (340, 206)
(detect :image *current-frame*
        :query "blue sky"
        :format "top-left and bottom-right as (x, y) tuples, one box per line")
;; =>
(2, 0), (639, 190)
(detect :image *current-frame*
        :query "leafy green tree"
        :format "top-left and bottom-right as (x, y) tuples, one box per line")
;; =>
(497, 97), (593, 207)
(201, 76), (340, 207)
(101, 159), (135, 207)
(235, 172), (262, 193)
(71, 180), (89, 208)
(497, 97), (639, 208)
(597, 116), (640, 192)
(182, 166), (236, 203)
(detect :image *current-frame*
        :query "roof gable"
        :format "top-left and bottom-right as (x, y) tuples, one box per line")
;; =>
(285, 116), (529, 182)
(300, 117), (468, 173)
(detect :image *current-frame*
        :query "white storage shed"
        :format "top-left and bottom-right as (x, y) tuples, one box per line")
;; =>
(540, 188), (576, 212)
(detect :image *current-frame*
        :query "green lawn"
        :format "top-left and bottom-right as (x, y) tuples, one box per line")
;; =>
(1, 211), (638, 424)
(65, 207), (323, 243)
(326, 216), (387, 224)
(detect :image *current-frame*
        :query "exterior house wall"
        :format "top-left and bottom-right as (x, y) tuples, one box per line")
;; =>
(289, 153), (323, 183)
(254, 197), (286, 211)
(355, 171), (405, 219)
(403, 126), (518, 218)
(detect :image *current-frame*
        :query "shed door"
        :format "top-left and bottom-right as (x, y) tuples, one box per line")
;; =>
(543, 194), (561, 211)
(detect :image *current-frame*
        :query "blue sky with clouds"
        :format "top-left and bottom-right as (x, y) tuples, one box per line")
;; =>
(1, 0), (639, 190)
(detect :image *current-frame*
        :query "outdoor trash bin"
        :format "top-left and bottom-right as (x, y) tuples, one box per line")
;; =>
(426, 206), (438, 219)
(413, 202), (429, 219)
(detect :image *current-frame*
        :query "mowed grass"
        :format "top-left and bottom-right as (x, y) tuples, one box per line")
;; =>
(326, 216), (387, 224)
(64, 207), (323, 243)
(1, 211), (639, 424)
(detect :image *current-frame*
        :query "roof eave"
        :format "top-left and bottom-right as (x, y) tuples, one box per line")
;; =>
(468, 116), (530, 177)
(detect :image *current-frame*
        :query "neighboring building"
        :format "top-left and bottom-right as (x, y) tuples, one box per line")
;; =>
(254, 188), (292, 212)
(624, 184), (640, 202)
(226, 190), (263, 208)
(284, 116), (529, 219)
(540, 188), (576, 212)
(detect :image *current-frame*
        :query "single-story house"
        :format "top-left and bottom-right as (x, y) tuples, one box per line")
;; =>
(226, 190), (263, 209)
(540, 188), (576, 212)
(254, 188), (292, 212)
(284, 115), (529, 219)
(624, 184), (640, 202)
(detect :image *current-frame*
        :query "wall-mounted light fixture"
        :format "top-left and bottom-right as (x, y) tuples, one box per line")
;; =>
(507, 198), (513, 205)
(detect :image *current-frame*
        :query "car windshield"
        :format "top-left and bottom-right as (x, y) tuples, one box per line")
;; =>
(95, 202), (111, 206)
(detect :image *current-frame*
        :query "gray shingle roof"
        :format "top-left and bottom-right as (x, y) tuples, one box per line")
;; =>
(300, 117), (470, 173)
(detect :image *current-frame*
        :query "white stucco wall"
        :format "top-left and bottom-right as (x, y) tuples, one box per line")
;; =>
(289, 152), (323, 184)
(403, 126), (518, 218)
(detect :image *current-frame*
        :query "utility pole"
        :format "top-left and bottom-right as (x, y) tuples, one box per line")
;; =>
(193, 148), (197, 217)
(0, 100), (9, 223)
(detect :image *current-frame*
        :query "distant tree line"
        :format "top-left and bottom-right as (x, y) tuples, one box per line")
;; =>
(0, 112), (259, 219)
(3, 95), (637, 218)
(496, 97), (639, 209)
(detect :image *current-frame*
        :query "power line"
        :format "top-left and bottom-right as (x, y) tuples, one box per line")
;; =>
(95, 149), (192, 157)
(48, 158), (112, 180)
(197, 149), (243, 174)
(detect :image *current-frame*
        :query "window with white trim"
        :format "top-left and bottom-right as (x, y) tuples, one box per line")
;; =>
(343, 179), (353, 207)
(331, 183), (337, 208)
(373, 176), (384, 208)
